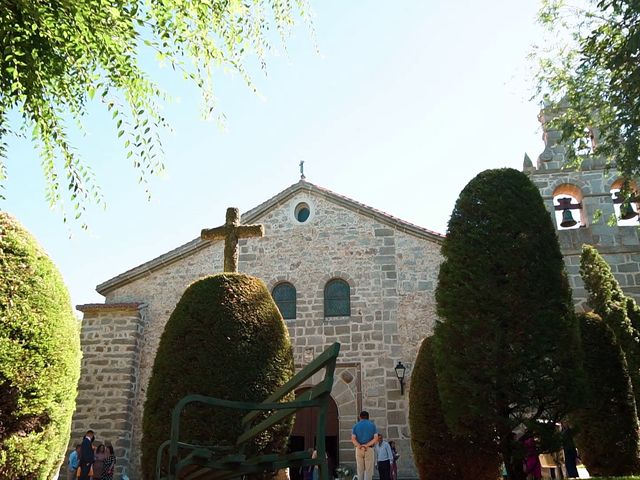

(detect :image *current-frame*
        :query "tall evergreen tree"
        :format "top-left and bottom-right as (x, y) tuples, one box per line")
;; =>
(535, 1), (640, 183)
(580, 244), (640, 408)
(434, 168), (583, 480)
(573, 312), (640, 476)
(409, 336), (499, 480)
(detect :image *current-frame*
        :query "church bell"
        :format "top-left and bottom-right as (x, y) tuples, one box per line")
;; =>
(560, 209), (578, 228)
(620, 201), (638, 220)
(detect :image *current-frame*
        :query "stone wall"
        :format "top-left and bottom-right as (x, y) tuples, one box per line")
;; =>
(71, 303), (147, 479)
(80, 188), (443, 478)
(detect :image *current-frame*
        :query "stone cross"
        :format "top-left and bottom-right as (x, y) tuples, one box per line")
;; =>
(201, 207), (264, 272)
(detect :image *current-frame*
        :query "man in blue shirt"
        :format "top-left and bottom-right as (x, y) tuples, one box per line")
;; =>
(67, 444), (81, 480)
(351, 411), (378, 480)
(374, 433), (394, 480)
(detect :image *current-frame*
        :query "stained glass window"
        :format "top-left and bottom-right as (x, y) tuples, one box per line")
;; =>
(272, 282), (296, 320)
(324, 279), (350, 317)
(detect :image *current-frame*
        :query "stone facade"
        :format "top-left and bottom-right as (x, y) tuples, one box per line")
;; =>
(525, 108), (640, 308)
(69, 113), (640, 479)
(72, 181), (444, 479)
(72, 303), (147, 479)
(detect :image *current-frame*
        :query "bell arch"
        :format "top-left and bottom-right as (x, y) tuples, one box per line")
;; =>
(552, 184), (584, 230)
(610, 178), (639, 226)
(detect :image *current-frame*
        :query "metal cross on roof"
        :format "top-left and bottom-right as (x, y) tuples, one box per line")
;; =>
(201, 207), (264, 272)
(300, 160), (306, 180)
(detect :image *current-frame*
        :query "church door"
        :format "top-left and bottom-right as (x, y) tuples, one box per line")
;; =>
(288, 388), (339, 480)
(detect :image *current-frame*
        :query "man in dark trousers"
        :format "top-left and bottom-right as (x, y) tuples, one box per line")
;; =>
(78, 430), (95, 480)
(374, 433), (394, 480)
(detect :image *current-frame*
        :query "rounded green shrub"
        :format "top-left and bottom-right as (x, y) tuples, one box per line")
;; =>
(573, 312), (640, 476)
(141, 273), (294, 479)
(0, 212), (81, 479)
(409, 336), (499, 480)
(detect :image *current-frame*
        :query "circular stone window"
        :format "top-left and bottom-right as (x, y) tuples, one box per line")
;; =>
(294, 202), (311, 223)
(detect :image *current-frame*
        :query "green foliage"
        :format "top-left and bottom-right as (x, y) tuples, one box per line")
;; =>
(0, 211), (81, 479)
(0, 0), (311, 223)
(433, 168), (583, 480)
(573, 312), (640, 476)
(141, 273), (294, 480)
(534, 0), (640, 184)
(580, 244), (640, 408)
(409, 336), (499, 480)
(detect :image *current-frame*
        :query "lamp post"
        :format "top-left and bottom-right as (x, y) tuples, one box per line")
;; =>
(394, 361), (406, 395)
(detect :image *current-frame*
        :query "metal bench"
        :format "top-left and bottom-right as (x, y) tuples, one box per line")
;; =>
(156, 342), (341, 480)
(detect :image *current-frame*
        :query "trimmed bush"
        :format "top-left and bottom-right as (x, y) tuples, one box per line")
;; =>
(141, 273), (294, 480)
(409, 336), (499, 480)
(0, 212), (81, 479)
(434, 168), (584, 480)
(580, 244), (640, 408)
(573, 312), (640, 476)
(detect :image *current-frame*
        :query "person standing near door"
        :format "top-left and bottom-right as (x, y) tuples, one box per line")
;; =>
(351, 411), (378, 480)
(374, 433), (394, 480)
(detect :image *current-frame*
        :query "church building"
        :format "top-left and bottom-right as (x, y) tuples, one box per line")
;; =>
(70, 111), (640, 479)
(73, 178), (444, 479)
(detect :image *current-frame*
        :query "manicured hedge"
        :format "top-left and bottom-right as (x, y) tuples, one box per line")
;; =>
(573, 312), (640, 476)
(0, 212), (81, 479)
(409, 336), (499, 480)
(141, 273), (294, 479)
(433, 168), (583, 480)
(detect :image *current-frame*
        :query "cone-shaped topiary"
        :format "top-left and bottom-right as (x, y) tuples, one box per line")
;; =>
(141, 273), (294, 480)
(434, 168), (584, 480)
(0, 212), (81, 479)
(580, 244), (640, 408)
(409, 336), (499, 480)
(573, 312), (640, 476)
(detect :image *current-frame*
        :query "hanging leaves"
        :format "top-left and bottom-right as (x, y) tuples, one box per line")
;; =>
(0, 0), (312, 225)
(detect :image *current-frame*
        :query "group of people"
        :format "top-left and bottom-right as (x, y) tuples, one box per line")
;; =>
(351, 411), (400, 480)
(66, 430), (116, 480)
(504, 422), (580, 480)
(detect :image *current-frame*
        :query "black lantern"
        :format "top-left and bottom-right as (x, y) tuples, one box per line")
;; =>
(394, 361), (406, 395)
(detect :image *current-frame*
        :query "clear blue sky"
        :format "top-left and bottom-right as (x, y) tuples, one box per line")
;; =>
(3, 0), (546, 308)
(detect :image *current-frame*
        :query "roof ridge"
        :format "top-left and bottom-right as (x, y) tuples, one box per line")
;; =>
(96, 180), (444, 296)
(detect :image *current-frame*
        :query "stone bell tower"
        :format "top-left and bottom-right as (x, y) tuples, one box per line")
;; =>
(525, 103), (640, 308)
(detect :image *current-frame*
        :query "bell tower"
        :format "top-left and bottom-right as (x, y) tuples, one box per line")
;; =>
(525, 103), (640, 308)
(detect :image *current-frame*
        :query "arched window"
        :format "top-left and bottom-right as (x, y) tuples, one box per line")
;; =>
(324, 279), (350, 317)
(272, 283), (296, 320)
(610, 178), (639, 226)
(552, 184), (584, 230)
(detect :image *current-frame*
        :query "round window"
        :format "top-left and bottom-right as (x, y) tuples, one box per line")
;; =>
(295, 202), (311, 223)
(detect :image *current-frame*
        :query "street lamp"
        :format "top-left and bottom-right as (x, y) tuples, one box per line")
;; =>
(394, 361), (406, 395)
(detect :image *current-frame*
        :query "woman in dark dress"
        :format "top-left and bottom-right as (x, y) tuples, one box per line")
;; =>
(93, 444), (106, 479)
(101, 445), (116, 480)
(389, 441), (399, 480)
